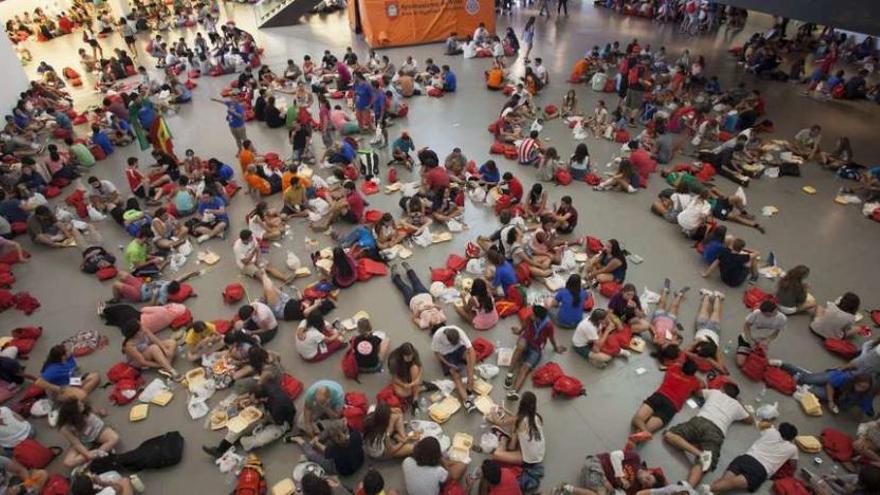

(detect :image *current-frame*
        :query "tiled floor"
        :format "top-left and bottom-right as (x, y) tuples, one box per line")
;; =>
(6, 2), (880, 494)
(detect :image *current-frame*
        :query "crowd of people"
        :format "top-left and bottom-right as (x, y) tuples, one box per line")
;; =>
(1, 2), (880, 495)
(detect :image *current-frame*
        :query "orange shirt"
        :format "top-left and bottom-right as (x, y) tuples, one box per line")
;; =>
(238, 149), (255, 175)
(487, 69), (504, 89)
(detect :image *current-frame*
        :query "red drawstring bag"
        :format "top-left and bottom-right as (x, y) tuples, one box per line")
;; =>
(376, 385), (405, 411)
(555, 169), (573, 185)
(166, 283), (195, 303)
(0, 290), (13, 311)
(342, 345), (359, 381)
(584, 173), (601, 186)
(96, 266), (118, 281)
(387, 168), (398, 183)
(503, 146), (518, 160)
(494, 194), (513, 215)
(772, 477), (810, 495)
(358, 258), (387, 277)
(517, 306), (533, 324)
(361, 181), (379, 195)
(552, 375), (585, 398)
(472, 337), (495, 362)
(427, 87), (443, 97)
(329, 90), (344, 99)
(583, 293), (595, 311)
(740, 348), (768, 381)
(489, 142), (505, 155)
(279, 373), (303, 399)
(12, 326), (42, 339)
(170, 309), (193, 329)
(544, 104), (558, 116)
(223, 283), (245, 304)
(431, 267), (456, 286)
(109, 377), (143, 405)
(343, 391), (369, 431)
(599, 281), (621, 298)
(13, 292), (40, 315)
(39, 474), (70, 495)
(763, 366), (796, 395)
(446, 254), (467, 272)
(532, 362), (564, 387)
(212, 319), (233, 334)
(184, 79), (197, 90)
(515, 262), (532, 286)
(496, 301), (518, 318)
(585, 236), (604, 254)
(0, 272), (14, 287)
(7, 338), (36, 356)
(742, 287), (775, 309)
(487, 122), (499, 134)
(708, 374), (736, 390)
(870, 309), (880, 326)
(821, 427), (854, 462)
(823, 338), (858, 359)
(13, 439), (59, 468)
(364, 209), (384, 223)
(107, 362), (140, 382)
(465, 242), (481, 259)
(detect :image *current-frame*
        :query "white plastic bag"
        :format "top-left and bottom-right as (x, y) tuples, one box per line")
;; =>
(216, 447), (242, 473)
(168, 253), (187, 273)
(286, 252), (302, 270)
(640, 287), (661, 305)
(469, 187), (487, 203)
(560, 250), (576, 271)
(139, 378), (171, 403)
(30, 398), (52, 417)
(429, 281), (447, 298)
(177, 240), (193, 256)
(479, 432), (499, 453)
(87, 204), (107, 221)
(446, 218), (464, 233)
(573, 121), (588, 141)
(188, 397), (209, 420)
(413, 229), (432, 248)
(465, 258), (485, 275)
(755, 402), (780, 421)
(476, 363), (500, 380)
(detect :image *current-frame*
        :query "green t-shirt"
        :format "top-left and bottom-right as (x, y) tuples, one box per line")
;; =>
(124, 240), (147, 270)
(70, 143), (96, 168)
(665, 172), (705, 194)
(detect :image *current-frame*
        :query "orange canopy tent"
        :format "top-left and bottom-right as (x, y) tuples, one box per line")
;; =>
(349, 0), (496, 48)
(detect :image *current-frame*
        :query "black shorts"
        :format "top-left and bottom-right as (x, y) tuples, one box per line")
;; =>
(643, 392), (677, 426)
(341, 210), (359, 223)
(124, 35), (136, 45)
(726, 454), (767, 492)
(87, 39), (99, 48)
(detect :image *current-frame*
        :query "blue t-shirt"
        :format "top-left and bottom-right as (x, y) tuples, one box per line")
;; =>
(351, 226), (377, 250)
(0, 200), (28, 223)
(41, 357), (77, 386)
(479, 164), (500, 184)
(867, 166), (880, 179)
(55, 112), (72, 130)
(493, 261), (517, 293)
(340, 141), (356, 162)
(227, 103), (245, 128)
(392, 138), (413, 154)
(93, 131), (114, 155)
(554, 288), (588, 327)
(137, 101), (156, 129)
(141, 281), (170, 304)
(218, 163), (235, 181)
(354, 82), (372, 110)
(444, 71), (457, 92)
(174, 190), (195, 213)
(304, 380), (344, 410)
(702, 239), (724, 265)
(828, 370), (875, 416)
(372, 91), (386, 116)
(198, 196), (229, 223)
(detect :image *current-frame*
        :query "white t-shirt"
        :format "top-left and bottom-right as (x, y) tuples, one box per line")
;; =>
(430, 326), (471, 355)
(93, 180), (118, 197)
(572, 319), (599, 348)
(0, 407), (31, 448)
(697, 390), (749, 435)
(745, 428), (798, 476)
(462, 41), (477, 59)
(233, 238), (257, 270)
(402, 457), (448, 495)
(809, 301), (855, 339)
(745, 310), (787, 341)
(677, 197), (710, 232)
(296, 325), (327, 360)
(249, 302), (278, 331)
(517, 417), (546, 463)
(695, 328), (719, 346)
(534, 65), (548, 83)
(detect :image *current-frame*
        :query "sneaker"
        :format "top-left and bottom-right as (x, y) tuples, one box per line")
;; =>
(699, 450), (713, 472)
(663, 278), (671, 291)
(713, 291), (725, 300)
(628, 431), (652, 443)
(196, 234), (210, 243)
(619, 349), (632, 359)
(677, 286), (690, 295)
(202, 445), (224, 459)
(699, 484), (713, 495)
(699, 288), (713, 297)
(464, 399), (476, 413)
(768, 358), (783, 367)
(504, 372), (514, 389)
(626, 185), (638, 193)
(506, 391), (520, 401)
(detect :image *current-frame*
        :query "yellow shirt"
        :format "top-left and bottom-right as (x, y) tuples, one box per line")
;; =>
(184, 322), (217, 348)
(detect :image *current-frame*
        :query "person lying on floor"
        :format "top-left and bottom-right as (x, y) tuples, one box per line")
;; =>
(705, 422), (798, 494)
(780, 363), (876, 417)
(389, 263), (447, 331)
(558, 448), (666, 495)
(107, 269), (198, 305)
(647, 280), (688, 347)
(629, 358), (703, 445)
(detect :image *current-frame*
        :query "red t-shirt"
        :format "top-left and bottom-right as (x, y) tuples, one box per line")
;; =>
(656, 365), (702, 410)
(425, 166), (450, 192)
(508, 177), (524, 202)
(523, 316), (555, 349)
(489, 467), (523, 495)
(346, 191), (365, 222)
(628, 149), (656, 187)
(125, 168), (144, 192)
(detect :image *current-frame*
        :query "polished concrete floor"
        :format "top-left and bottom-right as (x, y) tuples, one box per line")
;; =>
(7, 2), (880, 494)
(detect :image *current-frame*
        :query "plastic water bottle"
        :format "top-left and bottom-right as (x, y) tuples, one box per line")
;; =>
(723, 340), (733, 355)
(757, 384), (767, 402)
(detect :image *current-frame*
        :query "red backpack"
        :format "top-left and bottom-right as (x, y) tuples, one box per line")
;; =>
(472, 337), (495, 362)
(555, 169), (573, 186)
(532, 362), (564, 387)
(106, 362), (140, 382)
(342, 345), (360, 382)
(279, 373), (303, 399)
(552, 375), (585, 398)
(223, 283), (245, 304)
(387, 168), (398, 184)
(166, 283), (195, 303)
(235, 464), (266, 495)
(376, 385), (404, 410)
(740, 348), (768, 381)
(708, 373), (736, 390)
(599, 281), (621, 298)
(109, 377), (143, 405)
(871, 309), (880, 326)
(823, 338), (858, 359)
(515, 262), (532, 286)
(763, 367), (796, 395)
(742, 287), (775, 309)
(12, 326), (42, 339)
(39, 474), (70, 495)
(343, 391), (369, 431)
(13, 439), (59, 468)
(821, 427), (854, 462)
(772, 478), (810, 495)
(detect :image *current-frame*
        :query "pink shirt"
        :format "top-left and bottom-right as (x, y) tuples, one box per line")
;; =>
(330, 109), (349, 131)
(140, 303), (187, 333)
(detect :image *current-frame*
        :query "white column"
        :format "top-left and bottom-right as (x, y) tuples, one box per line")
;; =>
(0, 35), (30, 117)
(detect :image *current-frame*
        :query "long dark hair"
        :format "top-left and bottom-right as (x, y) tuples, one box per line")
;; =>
(57, 398), (90, 431)
(572, 143), (589, 163)
(778, 265), (809, 291)
(516, 391), (542, 441)
(41, 344), (67, 372)
(388, 342), (421, 381)
(470, 278), (494, 313)
(332, 247), (354, 280)
(362, 400), (391, 444)
(528, 183), (543, 206)
(837, 374), (874, 403)
(247, 346), (270, 373)
(565, 274), (582, 304)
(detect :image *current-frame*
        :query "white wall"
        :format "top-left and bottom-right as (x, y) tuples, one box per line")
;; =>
(0, 35), (30, 117)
